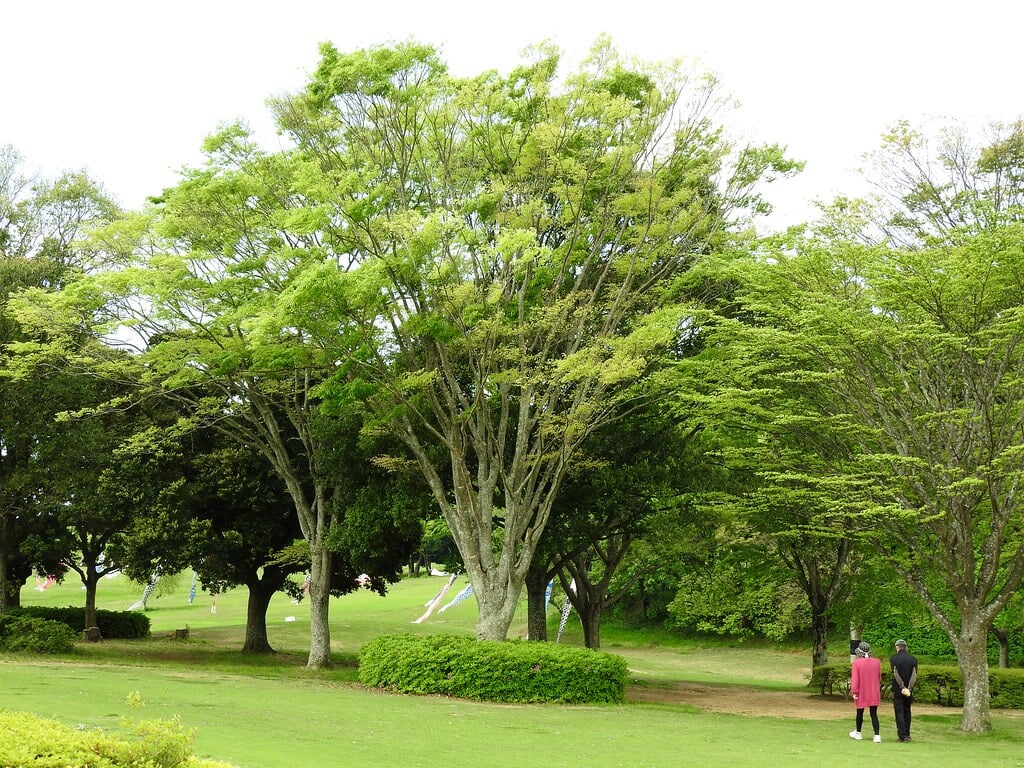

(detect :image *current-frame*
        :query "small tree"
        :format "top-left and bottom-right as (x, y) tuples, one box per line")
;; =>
(38, 373), (150, 631)
(527, 410), (689, 649)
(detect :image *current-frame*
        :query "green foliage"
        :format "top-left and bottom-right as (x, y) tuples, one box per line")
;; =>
(865, 119), (1024, 246)
(861, 616), (956, 660)
(666, 558), (810, 641)
(329, 486), (424, 579)
(990, 668), (1024, 709)
(0, 615), (77, 654)
(707, 188), (1024, 728)
(0, 709), (236, 768)
(862, 614), (1024, 666)
(89, 715), (196, 768)
(359, 633), (628, 703)
(3, 605), (150, 639)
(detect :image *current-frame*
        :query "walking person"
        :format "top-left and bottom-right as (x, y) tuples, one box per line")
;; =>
(849, 641), (882, 742)
(890, 639), (918, 742)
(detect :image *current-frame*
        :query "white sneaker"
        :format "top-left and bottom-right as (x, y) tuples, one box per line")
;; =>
(873, 735), (882, 743)
(849, 731), (862, 740)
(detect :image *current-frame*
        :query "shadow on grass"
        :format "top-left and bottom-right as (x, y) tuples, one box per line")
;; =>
(69, 636), (361, 684)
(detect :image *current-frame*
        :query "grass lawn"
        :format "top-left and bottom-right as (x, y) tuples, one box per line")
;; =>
(4, 573), (1023, 768)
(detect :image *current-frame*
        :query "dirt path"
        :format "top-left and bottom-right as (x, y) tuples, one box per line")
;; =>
(627, 681), (962, 720)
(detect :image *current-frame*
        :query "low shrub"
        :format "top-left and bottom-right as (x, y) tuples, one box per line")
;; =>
(0, 616), (77, 654)
(359, 633), (628, 704)
(810, 662), (1024, 708)
(0, 709), (236, 768)
(2, 606), (150, 639)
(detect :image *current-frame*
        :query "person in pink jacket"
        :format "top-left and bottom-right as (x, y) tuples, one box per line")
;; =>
(849, 641), (882, 742)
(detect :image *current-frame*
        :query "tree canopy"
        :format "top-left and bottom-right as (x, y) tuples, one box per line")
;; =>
(262, 38), (796, 640)
(712, 218), (1024, 731)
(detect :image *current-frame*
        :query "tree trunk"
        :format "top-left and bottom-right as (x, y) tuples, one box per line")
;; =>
(524, 563), (551, 642)
(469, 565), (523, 641)
(409, 440), (547, 643)
(242, 580), (278, 654)
(83, 568), (100, 631)
(306, 543), (333, 668)
(849, 622), (864, 662)
(563, 572), (603, 650)
(810, 609), (829, 668)
(992, 627), (1009, 669)
(954, 618), (992, 732)
(580, 597), (602, 650)
(561, 539), (629, 651)
(0, 518), (12, 614)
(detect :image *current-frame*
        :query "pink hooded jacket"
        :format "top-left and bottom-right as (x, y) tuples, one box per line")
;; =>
(851, 654), (882, 707)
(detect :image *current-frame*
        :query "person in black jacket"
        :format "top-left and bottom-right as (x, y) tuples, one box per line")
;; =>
(890, 639), (919, 742)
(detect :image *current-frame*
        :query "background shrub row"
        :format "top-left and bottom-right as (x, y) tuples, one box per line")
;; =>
(0, 606), (150, 640)
(860, 616), (1024, 663)
(359, 633), (628, 704)
(811, 662), (1024, 708)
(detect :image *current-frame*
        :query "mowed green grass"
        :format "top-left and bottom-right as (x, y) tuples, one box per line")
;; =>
(4, 574), (1024, 768)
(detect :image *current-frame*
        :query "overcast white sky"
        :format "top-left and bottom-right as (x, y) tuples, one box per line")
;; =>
(4, 0), (1022, 229)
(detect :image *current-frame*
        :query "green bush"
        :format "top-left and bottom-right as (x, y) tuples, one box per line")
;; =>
(810, 662), (1024, 708)
(861, 615), (1024, 665)
(859, 617), (954, 659)
(989, 667), (1024, 708)
(2, 606), (150, 639)
(359, 633), (628, 704)
(0, 709), (237, 768)
(0, 616), (77, 654)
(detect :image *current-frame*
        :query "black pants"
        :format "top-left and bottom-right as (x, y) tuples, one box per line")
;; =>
(893, 694), (913, 740)
(855, 706), (879, 734)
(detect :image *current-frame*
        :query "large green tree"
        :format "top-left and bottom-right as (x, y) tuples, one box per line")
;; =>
(267, 39), (797, 640)
(10, 144), (367, 668)
(679, 298), (860, 668)
(109, 426), (306, 654)
(723, 223), (1024, 732)
(10, 153), (423, 666)
(0, 148), (116, 612)
(698, 121), (1024, 728)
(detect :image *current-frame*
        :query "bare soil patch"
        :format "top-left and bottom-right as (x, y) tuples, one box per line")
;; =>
(628, 681), (955, 720)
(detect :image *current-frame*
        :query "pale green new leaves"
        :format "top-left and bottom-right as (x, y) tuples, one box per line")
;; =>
(553, 305), (689, 386)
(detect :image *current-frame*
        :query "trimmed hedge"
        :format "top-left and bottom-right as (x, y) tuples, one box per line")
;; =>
(0, 606), (150, 640)
(811, 661), (1024, 708)
(359, 633), (628, 704)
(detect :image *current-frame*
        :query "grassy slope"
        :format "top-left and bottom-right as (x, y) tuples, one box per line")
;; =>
(4, 574), (1022, 768)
